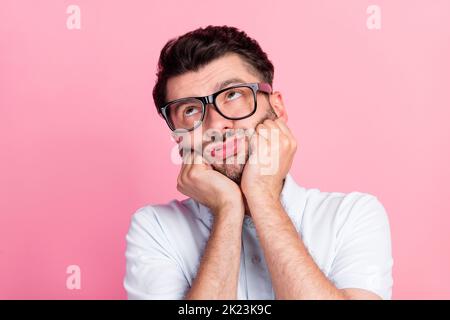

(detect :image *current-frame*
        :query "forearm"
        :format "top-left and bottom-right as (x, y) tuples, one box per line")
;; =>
(185, 205), (244, 300)
(249, 199), (346, 300)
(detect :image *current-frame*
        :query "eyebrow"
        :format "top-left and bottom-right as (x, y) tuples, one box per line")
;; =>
(213, 77), (247, 92)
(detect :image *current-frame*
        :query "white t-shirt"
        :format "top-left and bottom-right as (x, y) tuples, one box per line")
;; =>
(124, 173), (393, 299)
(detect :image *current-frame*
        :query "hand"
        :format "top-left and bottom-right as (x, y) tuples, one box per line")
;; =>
(241, 118), (297, 204)
(177, 150), (244, 216)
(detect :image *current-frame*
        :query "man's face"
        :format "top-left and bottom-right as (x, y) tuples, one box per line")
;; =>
(165, 53), (284, 184)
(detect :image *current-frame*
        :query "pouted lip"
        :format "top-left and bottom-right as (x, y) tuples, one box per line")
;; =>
(177, 133), (248, 161)
(205, 134), (245, 160)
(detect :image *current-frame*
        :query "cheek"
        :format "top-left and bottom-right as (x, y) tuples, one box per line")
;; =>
(174, 132), (198, 151)
(255, 99), (272, 114)
(232, 118), (259, 134)
(250, 105), (273, 126)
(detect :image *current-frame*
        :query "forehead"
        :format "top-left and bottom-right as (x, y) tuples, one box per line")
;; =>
(165, 53), (261, 102)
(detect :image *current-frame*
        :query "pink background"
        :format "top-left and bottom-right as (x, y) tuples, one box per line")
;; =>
(1, 0), (449, 299)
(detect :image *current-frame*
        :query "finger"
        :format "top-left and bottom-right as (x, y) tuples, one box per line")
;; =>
(179, 151), (192, 184)
(249, 130), (270, 161)
(255, 123), (270, 141)
(262, 119), (285, 146)
(274, 117), (293, 137)
(191, 150), (210, 167)
(263, 119), (277, 130)
(180, 151), (204, 182)
(181, 149), (194, 166)
(249, 130), (259, 156)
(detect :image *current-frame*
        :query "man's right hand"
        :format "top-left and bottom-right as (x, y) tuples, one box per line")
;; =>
(179, 150), (244, 300)
(176, 150), (244, 216)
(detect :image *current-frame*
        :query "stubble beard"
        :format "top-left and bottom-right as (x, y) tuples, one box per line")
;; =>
(211, 107), (278, 185)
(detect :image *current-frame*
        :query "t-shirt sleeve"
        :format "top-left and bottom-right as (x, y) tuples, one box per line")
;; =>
(328, 194), (394, 299)
(124, 206), (190, 299)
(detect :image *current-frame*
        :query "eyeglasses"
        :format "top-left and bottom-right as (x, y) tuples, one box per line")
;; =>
(158, 82), (273, 132)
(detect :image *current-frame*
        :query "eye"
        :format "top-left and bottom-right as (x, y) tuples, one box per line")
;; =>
(226, 90), (242, 101)
(184, 106), (200, 117)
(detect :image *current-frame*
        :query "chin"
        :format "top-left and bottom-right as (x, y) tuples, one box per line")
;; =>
(210, 144), (249, 185)
(212, 163), (245, 185)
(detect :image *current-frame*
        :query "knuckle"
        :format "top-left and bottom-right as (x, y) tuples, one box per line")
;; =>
(186, 169), (197, 181)
(176, 176), (183, 187)
(191, 169), (201, 180)
(292, 139), (298, 149)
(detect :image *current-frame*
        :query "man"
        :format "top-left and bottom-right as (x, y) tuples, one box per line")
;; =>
(124, 25), (393, 300)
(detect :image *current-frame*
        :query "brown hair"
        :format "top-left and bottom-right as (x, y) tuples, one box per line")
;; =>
(152, 25), (274, 111)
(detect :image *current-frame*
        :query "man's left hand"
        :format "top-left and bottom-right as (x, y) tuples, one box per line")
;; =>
(241, 118), (297, 205)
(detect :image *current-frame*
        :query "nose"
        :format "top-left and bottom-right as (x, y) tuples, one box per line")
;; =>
(203, 103), (235, 133)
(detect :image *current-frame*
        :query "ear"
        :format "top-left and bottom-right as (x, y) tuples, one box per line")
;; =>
(269, 91), (288, 122)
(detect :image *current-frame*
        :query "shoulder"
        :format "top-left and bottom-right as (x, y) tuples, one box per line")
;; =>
(299, 188), (392, 291)
(126, 198), (211, 256)
(301, 187), (389, 229)
(305, 190), (393, 299)
(129, 198), (201, 230)
(299, 187), (391, 260)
